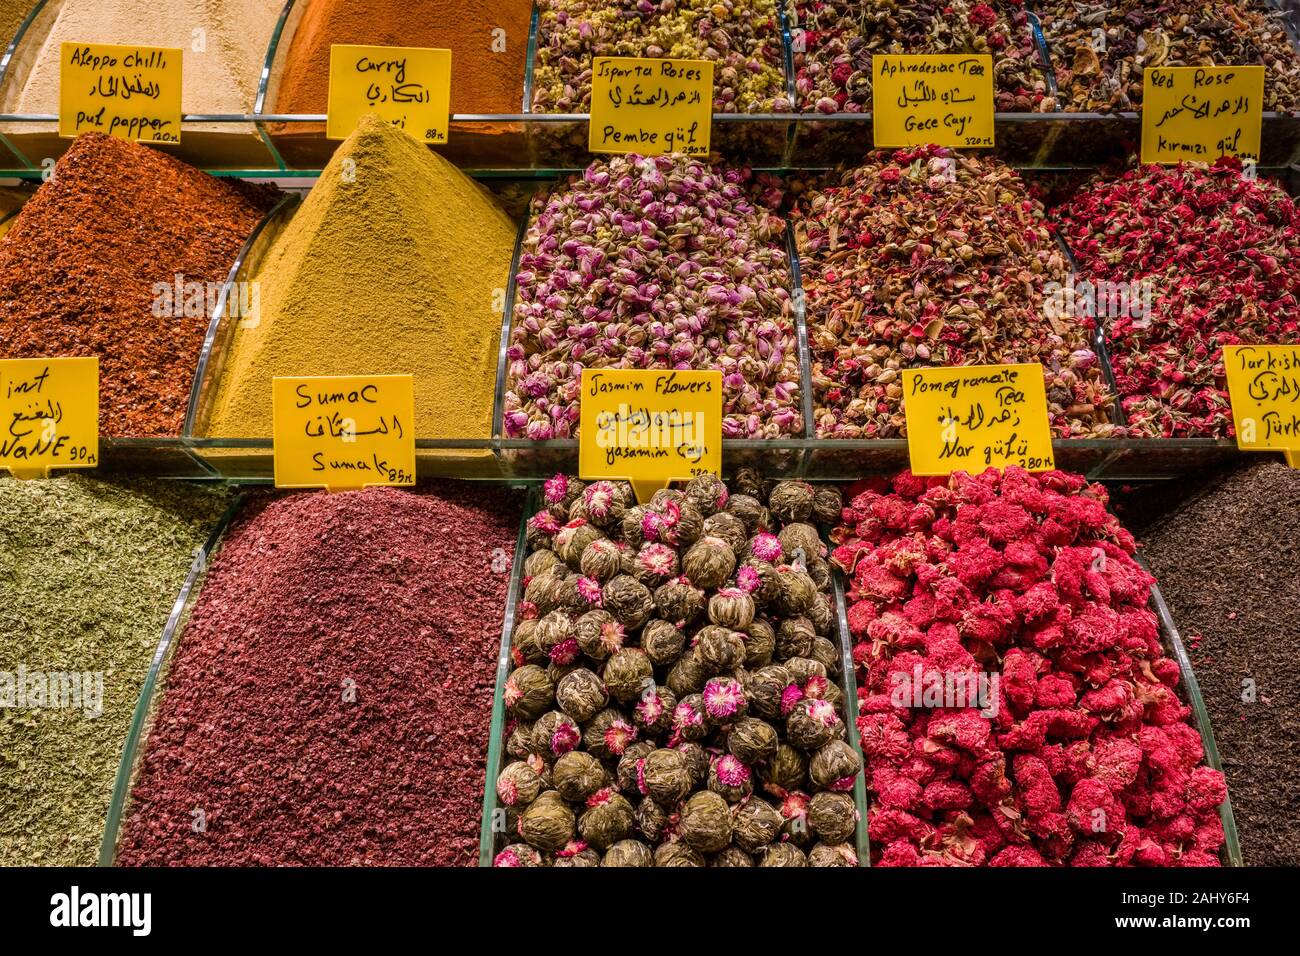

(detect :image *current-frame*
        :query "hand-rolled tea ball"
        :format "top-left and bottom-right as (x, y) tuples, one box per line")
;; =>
(727, 716), (779, 764)
(695, 625), (745, 674)
(811, 485), (843, 525)
(731, 467), (767, 500)
(810, 635), (840, 673)
(633, 542), (680, 585)
(511, 618), (545, 664)
(701, 676), (748, 724)
(805, 558), (832, 593)
(525, 548), (563, 578)
(810, 740), (862, 791)
(708, 754), (754, 802)
(682, 536), (737, 589)
(580, 537), (626, 581)
(641, 619), (687, 666)
(553, 845), (602, 867)
(678, 791), (732, 853)
(650, 488), (683, 508)
(583, 708), (639, 760)
(504, 664), (554, 719)
(741, 618), (775, 668)
(808, 593), (834, 635)
(725, 494), (770, 534)
(616, 740), (655, 794)
(675, 741), (710, 787)
(671, 695), (709, 742)
(809, 792), (858, 844)
(582, 480), (629, 528)
(740, 557), (780, 604)
(653, 579), (706, 628)
(602, 839), (654, 867)
(747, 664), (792, 719)
(786, 698), (843, 750)
(785, 657), (827, 684)
(775, 568), (818, 617)
(556, 668), (609, 723)
(496, 760), (545, 808)
(535, 610), (575, 656)
(731, 795), (784, 853)
(684, 473), (729, 516)
(760, 842), (808, 867)
(659, 500), (705, 548)
(556, 521), (604, 569)
(578, 787), (635, 850)
(642, 748), (692, 806)
(602, 575), (653, 630)
(574, 609), (624, 660)
(633, 685), (677, 736)
(778, 523), (823, 564)
(635, 797), (671, 841)
(809, 843), (858, 867)
(666, 649), (709, 696)
(654, 843), (705, 867)
(553, 750), (607, 802)
(760, 744), (808, 794)
(506, 720), (534, 759)
(518, 791), (575, 851)
(603, 647), (653, 703)
(702, 511), (747, 555)
(768, 480), (815, 523)
(494, 843), (544, 867)
(712, 846), (754, 866)
(708, 587), (755, 630)
(532, 711), (581, 757)
(777, 617), (816, 660)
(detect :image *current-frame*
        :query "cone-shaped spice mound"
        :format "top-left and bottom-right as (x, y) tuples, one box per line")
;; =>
(114, 484), (522, 866)
(0, 134), (278, 436)
(203, 116), (516, 439)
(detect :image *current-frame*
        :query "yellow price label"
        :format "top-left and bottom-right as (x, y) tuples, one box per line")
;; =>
(1, 357), (99, 479)
(902, 363), (1055, 477)
(59, 43), (182, 142)
(1223, 345), (1300, 452)
(1141, 66), (1263, 165)
(873, 54), (994, 149)
(326, 45), (451, 143)
(589, 57), (713, 157)
(579, 369), (721, 504)
(272, 375), (415, 491)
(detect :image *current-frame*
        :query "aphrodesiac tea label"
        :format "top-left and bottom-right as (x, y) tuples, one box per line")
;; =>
(0, 357), (99, 478)
(873, 54), (995, 149)
(60, 43), (182, 142)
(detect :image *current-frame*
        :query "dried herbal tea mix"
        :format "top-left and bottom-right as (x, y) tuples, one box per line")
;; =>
(790, 147), (1118, 439)
(493, 473), (862, 867)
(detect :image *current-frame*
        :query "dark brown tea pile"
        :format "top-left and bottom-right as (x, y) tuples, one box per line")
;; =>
(492, 472), (862, 867)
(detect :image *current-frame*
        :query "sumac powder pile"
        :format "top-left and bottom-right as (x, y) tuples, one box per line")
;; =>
(834, 468), (1228, 866)
(114, 483), (522, 866)
(1052, 159), (1300, 439)
(0, 133), (279, 437)
(1116, 460), (1300, 865)
(493, 473), (861, 868)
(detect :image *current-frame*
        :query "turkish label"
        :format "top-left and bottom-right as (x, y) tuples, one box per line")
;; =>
(0, 357), (99, 479)
(902, 364), (1055, 476)
(59, 43), (182, 142)
(873, 55), (995, 149)
(326, 44), (451, 143)
(1141, 66), (1263, 165)
(579, 369), (722, 504)
(589, 57), (713, 157)
(272, 375), (415, 491)
(1223, 345), (1300, 452)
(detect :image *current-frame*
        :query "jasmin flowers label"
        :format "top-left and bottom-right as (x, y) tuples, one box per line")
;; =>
(578, 368), (721, 504)
(589, 57), (714, 157)
(271, 374), (415, 491)
(1224, 345), (1300, 454)
(60, 43), (182, 142)
(326, 45), (451, 143)
(872, 54), (995, 149)
(0, 357), (99, 479)
(901, 363), (1055, 477)
(1141, 66), (1263, 165)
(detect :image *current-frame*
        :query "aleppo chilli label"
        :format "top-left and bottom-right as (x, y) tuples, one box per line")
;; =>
(59, 43), (182, 142)
(589, 57), (714, 157)
(1141, 66), (1263, 165)
(1223, 345), (1300, 453)
(272, 374), (415, 491)
(326, 44), (451, 143)
(0, 357), (99, 479)
(873, 54), (995, 149)
(579, 369), (722, 504)
(902, 363), (1055, 477)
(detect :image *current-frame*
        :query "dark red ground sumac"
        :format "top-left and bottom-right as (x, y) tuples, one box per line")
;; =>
(115, 483), (522, 866)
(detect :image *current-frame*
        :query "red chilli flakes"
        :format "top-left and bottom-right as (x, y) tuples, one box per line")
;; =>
(1051, 158), (1300, 439)
(115, 484), (522, 866)
(831, 468), (1228, 867)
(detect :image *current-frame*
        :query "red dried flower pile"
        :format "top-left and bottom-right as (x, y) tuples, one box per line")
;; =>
(831, 467), (1228, 866)
(1051, 158), (1300, 438)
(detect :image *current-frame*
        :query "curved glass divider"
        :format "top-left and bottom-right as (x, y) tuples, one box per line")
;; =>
(831, 564), (872, 866)
(98, 491), (245, 866)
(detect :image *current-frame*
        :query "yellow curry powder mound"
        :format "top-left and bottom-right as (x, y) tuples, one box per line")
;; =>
(204, 115), (516, 439)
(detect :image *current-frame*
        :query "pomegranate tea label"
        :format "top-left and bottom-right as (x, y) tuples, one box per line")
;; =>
(902, 363), (1055, 476)
(1224, 345), (1300, 453)
(873, 54), (995, 149)
(1141, 66), (1263, 165)
(272, 374), (415, 491)
(327, 44), (451, 143)
(0, 357), (99, 479)
(60, 43), (182, 142)
(589, 57), (714, 157)
(579, 368), (722, 504)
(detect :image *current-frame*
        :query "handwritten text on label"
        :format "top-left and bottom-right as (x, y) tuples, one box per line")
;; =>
(589, 57), (714, 157)
(0, 357), (99, 479)
(60, 43), (182, 142)
(873, 55), (995, 149)
(326, 45), (451, 143)
(1141, 66), (1263, 165)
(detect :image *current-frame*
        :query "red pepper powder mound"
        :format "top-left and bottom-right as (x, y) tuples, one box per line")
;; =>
(0, 133), (279, 437)
(114, 483), (522, 866)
